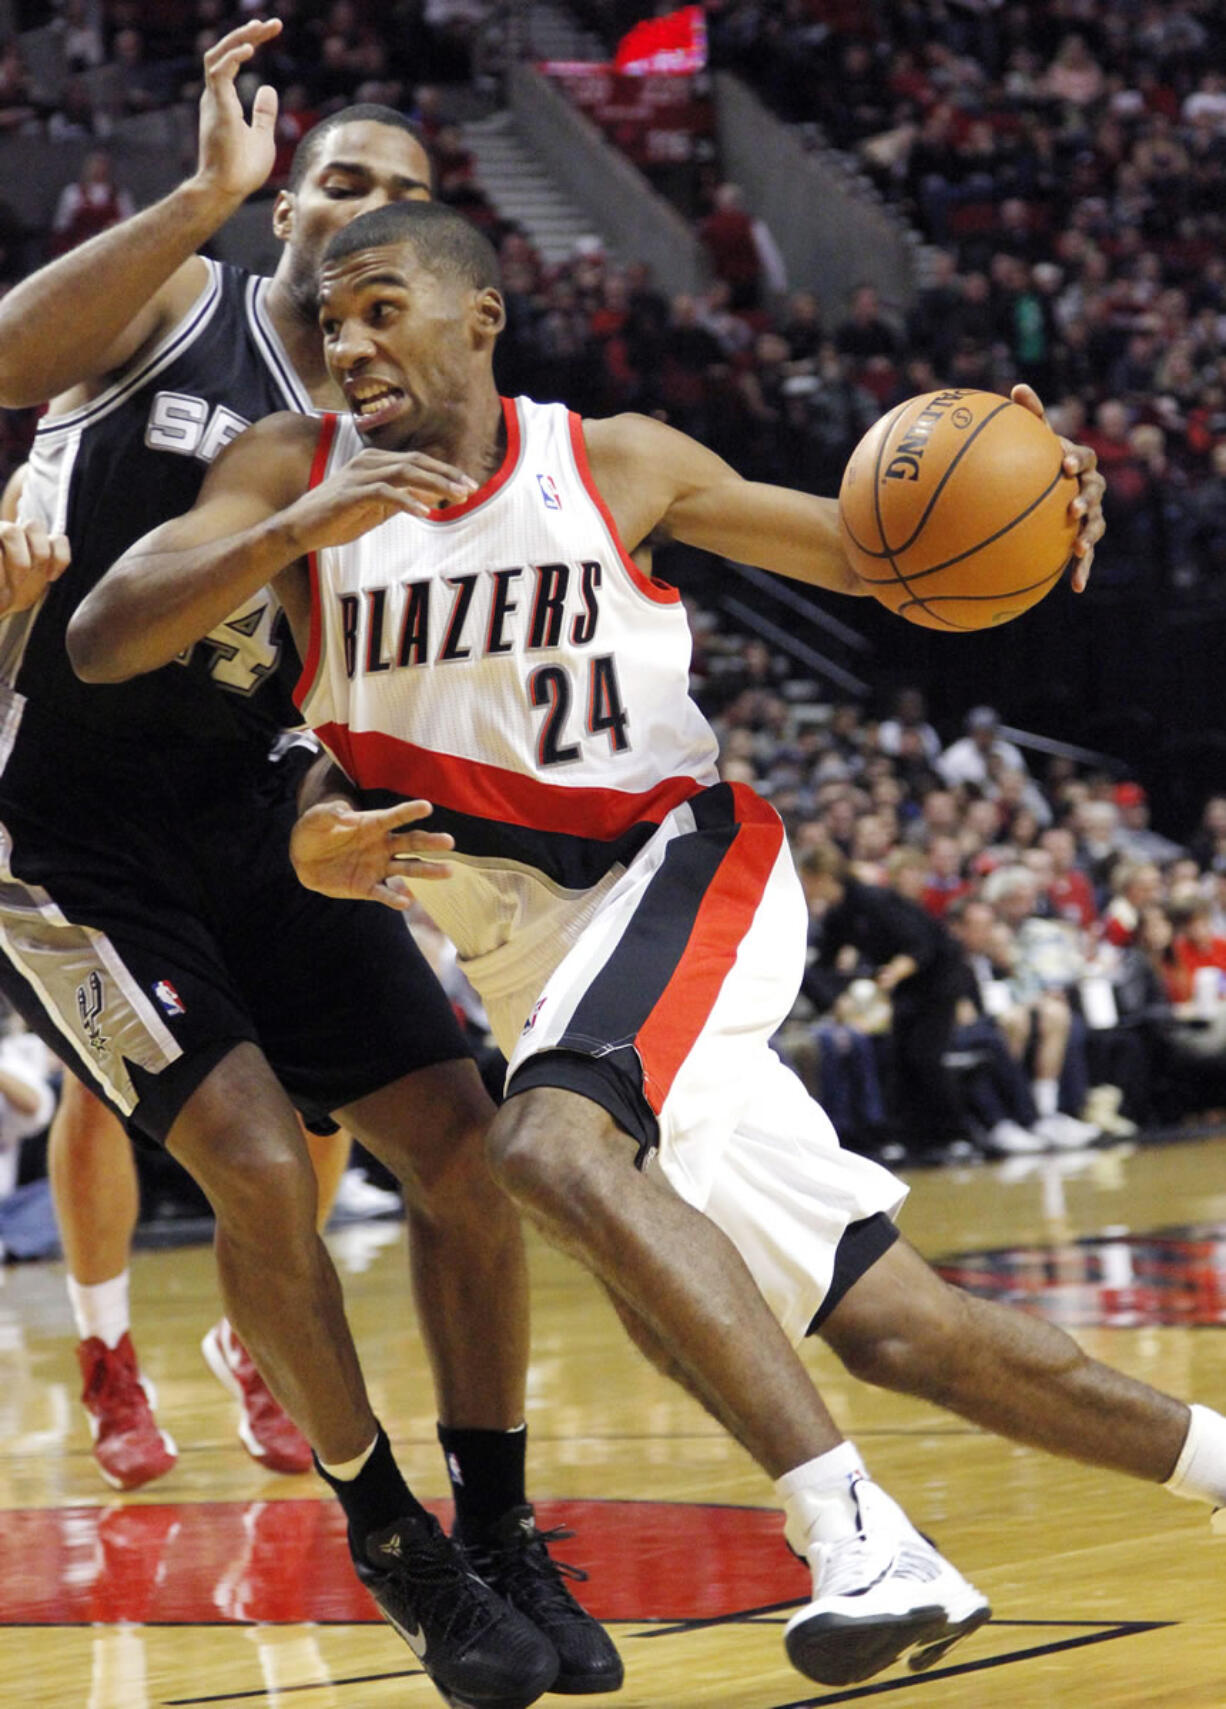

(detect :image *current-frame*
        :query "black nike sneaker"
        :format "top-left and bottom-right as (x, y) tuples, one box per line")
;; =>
(355, 1510), (559, 1709)
(458, 1505), (624, 1695)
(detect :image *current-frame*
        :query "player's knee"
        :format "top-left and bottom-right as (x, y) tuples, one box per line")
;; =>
(177, 1129), (314, 1243)
(485, 1093), (597, 1220)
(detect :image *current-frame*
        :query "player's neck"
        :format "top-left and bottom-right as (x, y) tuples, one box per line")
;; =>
(264, 276), (344, 408)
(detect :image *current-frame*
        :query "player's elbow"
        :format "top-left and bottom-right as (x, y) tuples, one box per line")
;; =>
(66, 599), (136, 683)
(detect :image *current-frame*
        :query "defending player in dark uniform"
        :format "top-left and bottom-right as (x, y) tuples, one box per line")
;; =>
(0, 24), (618, 1708)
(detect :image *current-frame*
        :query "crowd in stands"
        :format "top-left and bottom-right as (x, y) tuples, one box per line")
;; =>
(706, 0), (1226, 598)
(691, 642), (1226, 1164)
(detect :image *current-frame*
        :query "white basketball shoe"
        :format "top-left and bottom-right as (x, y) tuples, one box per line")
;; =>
(784, 1474), (991, 1686)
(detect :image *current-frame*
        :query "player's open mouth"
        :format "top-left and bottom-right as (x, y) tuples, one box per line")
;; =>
(348, 381), (405, 429)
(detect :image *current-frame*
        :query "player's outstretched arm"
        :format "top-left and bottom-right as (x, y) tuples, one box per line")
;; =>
(68, 420), (478, 682)
(583, 413), (868, 596)
(0, 19), (282, 408)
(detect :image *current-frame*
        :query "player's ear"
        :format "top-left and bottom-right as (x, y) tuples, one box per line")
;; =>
(272, 190), (296, 243)
(472, 287), (505, 340)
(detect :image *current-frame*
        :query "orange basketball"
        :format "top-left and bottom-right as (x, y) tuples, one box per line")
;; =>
(837, 388), (1079, 631)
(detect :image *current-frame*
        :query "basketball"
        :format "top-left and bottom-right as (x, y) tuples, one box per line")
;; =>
(837, 389), (1079, 631)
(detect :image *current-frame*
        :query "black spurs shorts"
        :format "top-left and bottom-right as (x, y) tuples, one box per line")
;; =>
(0, 735), (468, 1143)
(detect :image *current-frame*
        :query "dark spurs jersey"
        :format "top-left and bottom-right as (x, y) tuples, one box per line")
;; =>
(0, 257), (313, 767)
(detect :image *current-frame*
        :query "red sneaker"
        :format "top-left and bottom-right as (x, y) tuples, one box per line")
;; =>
(201, 1320), (313, 1475)
(77, 1332), (178, 1491)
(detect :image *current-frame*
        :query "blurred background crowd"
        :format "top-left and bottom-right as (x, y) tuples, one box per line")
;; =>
(3, 0), (1226, 1224)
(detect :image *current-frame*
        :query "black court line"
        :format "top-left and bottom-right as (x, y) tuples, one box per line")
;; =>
(163, 1667), (423, 1704)
(625, 1613), (1169, 1709)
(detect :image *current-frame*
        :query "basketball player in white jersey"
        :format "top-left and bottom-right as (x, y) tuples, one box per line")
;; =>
(74, 202), (1226, 1691)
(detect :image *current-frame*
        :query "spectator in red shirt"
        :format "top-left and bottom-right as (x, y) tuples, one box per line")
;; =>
(1040, 825), (1099, 929)
(1168, 897), (1226, 1005)
(921, 832), (971, 918)
(698, 181), (763, 312)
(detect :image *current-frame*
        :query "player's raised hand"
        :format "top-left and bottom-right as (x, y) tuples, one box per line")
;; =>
(290, 797), (454, 911)
(195, 19), (283, 204)
(1012, 382), (1105, 593)
(0, 520), (70, 617)
(282, 449), (478, 553)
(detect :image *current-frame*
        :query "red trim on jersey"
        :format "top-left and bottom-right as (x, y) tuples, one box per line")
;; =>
(312, 722), (706, 839)
(637, 785), (783, 1112)
(423, 396), (522, 521)
(567, 412), (680, 605)
(294, 413), (340, 710)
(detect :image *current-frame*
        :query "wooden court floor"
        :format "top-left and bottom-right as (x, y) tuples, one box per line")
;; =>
(2, 1133), (1226, 1708)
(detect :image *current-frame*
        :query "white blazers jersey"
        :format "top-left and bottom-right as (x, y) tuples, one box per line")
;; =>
(296, 396), (721, 1008)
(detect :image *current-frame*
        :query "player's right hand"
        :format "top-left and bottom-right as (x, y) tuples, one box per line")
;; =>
(0, 520), (70, 617)
(195, 19), (282, 205)
(290, 798), (455, 911)
(282, 450), (478, 554)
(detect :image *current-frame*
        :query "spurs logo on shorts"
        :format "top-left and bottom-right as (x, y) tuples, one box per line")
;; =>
(76, 971), (108, 1057)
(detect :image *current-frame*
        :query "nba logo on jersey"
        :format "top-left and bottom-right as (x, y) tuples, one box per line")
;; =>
(522, 996), (547, 1035)
(536, 472), (562, 510)
(152, 980), (186, 1017)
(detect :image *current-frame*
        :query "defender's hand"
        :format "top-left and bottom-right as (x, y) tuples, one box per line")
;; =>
(290, 798), (454, 911)
(0, 520), (70, 616)
(1012, 383), (1105, 593)
(281, 450), (477, 555)
(195, 20), (283, 204)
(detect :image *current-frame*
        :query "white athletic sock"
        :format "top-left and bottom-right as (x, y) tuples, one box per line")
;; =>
(775, 1441), (870, 1554)
(318, 1434), (379, 1482)
(67, 1271), (130, 1350)
(1033, 1078), (1059, 1119)
(1164, 1404), (1226, 1507)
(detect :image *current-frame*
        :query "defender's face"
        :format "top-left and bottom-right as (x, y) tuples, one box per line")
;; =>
(278, 122), (432, 299)
(318, 242), (477, 447)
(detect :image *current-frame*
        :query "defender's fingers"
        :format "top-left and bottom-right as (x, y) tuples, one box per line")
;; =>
(203, 19), (282, 77)
(250, 84), (278, 130)
(372, 877), (415, 911)
(0, 526), (31, 572)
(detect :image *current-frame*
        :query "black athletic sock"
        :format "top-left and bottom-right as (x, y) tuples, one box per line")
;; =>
(314, 1424), (427, 1551)
(438, 1421), (528, 1540)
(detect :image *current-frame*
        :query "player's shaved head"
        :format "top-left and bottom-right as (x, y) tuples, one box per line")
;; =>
(288, 104), (434, 191)
(322, 201), (502, 293)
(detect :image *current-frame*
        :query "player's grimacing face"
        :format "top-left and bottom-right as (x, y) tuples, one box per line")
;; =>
(318, 243), (476, 445)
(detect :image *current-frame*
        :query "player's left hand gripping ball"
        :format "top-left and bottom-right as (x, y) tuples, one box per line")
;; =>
(1012, 383), (1104, 592)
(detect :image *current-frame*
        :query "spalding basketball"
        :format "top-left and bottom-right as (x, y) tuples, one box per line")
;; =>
(837, 389), (1079, 631)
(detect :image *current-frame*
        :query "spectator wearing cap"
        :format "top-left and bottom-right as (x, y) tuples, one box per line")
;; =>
(1113, 781), (1186, 865)
(937, 706), (1028, 791)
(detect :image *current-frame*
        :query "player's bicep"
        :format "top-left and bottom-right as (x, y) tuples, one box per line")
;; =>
(663, 473), (861, 595)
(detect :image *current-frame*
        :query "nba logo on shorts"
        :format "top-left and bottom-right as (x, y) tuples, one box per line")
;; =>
(153, 979), (186, 1017)
(536, 472), (562, 511)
